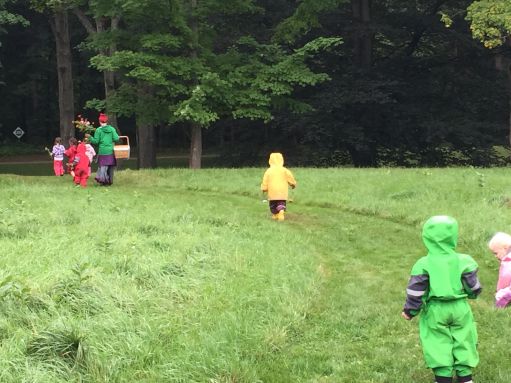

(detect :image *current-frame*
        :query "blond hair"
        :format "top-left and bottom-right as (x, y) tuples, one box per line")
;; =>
(488, 232), (511, 250)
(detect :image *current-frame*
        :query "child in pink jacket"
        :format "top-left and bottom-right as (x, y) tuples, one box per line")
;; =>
(488, 232), (511, 308)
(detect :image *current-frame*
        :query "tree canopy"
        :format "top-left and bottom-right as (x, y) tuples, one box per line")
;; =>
(0, 0), (509, 167)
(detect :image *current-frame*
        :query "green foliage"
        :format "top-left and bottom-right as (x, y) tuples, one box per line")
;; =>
(30, 0), (73, 13)
(85, 0), (342, 131)
(467, 1), (511, 48)
(274, 0), (348, 43)
(374, 145), (511, 167)
(0, 11), (28, 29)
(0, 275), (30, 302)
(0, 0), (28, 28)
(140, 33), (182, 51)
(269, 0), (510, 166)
(174, 83), (221, 126)
(0, 0), (28, 77)
(439, 11), (453, 28)
(0, 0), (510, 168)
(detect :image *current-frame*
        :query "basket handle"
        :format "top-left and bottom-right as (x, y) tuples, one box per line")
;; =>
(117, 136), (129, 145)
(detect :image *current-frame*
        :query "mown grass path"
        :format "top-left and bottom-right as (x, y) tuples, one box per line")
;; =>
(256, 206), (420, 383)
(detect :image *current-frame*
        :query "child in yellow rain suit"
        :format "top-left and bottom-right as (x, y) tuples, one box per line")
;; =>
(260, 153), (297, 221)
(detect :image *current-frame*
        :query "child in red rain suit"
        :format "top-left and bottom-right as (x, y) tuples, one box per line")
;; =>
(72, 141), (90, 187)
(65, 138), (78, 177)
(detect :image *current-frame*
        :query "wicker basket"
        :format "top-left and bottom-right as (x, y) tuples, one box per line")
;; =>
(114, 136), (130, 160)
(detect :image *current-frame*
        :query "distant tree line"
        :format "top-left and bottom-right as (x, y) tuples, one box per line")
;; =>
(0, 0), (510, 167)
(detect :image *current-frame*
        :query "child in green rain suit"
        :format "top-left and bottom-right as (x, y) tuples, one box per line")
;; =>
(401, 216), (482, 383)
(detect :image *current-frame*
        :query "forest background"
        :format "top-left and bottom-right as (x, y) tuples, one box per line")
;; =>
(0, 0), (511, 169)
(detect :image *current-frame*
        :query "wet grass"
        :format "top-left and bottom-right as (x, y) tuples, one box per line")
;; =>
(0, 167), (510, 382)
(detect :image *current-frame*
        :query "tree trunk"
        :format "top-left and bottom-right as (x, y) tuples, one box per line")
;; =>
(351, 0), (372, 69)
(104, 70), (117, 128)
(74, 9), (120, 130)
(350, 0), (374, 163)
(188, 0), (202, 169)
(189, 123), (202, 169)
(495, 49), (511, 147)
(508, 64), (511, 147)
(218, 125), (224, 148)
(135, 81), (157, 168)
(51, 10), (75, 144)
(137, 122), (157, 169)
(100, 16), (120, 129)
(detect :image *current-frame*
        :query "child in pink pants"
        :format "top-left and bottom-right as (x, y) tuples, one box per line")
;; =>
(51, 137), (65, 176)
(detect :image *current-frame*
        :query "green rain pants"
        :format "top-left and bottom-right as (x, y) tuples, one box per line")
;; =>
(419, 299), (478, 378)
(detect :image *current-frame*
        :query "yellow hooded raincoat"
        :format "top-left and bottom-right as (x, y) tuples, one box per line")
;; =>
(261, 153), (297, 201)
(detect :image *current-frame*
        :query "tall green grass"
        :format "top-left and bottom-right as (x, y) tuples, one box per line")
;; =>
(0, 167), (510, 382)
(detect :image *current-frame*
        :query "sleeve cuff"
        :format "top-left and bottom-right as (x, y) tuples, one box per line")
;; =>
(403, 309), (417, 318)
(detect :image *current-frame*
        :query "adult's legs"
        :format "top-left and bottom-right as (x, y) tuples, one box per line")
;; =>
(106, 165), (115, 185)
(95, 166), (109, 184)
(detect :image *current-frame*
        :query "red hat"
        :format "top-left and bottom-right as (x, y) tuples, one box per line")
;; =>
(99, 113), (108, 123)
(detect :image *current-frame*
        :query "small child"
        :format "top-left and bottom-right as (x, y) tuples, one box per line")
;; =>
(84, 138), (96, 176)
(64, 138), (78, 177)
(72, 141), (90, 187)
(51, 137), (65, 176)
(402, 216), (481, 383)
(260, 152), (296, 221)
(488, 232), (511, 308)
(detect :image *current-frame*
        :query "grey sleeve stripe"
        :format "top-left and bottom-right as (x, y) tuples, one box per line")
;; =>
(462, 270), (480, 288)
(470, 281), (481, 291)
(462, 270), (482, 295)
(408, 274), (429, 289)
(403, 273), (429, 313)
(406, 289), (426, 297)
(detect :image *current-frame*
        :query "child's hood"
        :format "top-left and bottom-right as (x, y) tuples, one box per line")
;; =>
(268, 153), (284, 167)
(422, 215), (458, 256)
(100, 125), (116, 135)
(76, 142), (87, 155)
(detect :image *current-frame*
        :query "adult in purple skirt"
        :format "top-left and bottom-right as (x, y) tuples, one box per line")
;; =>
(85, 113), (119, 185)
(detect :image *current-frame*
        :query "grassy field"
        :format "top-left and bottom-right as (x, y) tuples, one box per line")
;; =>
(0, 157), (197, 176)
(0, 167), (511, 382)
